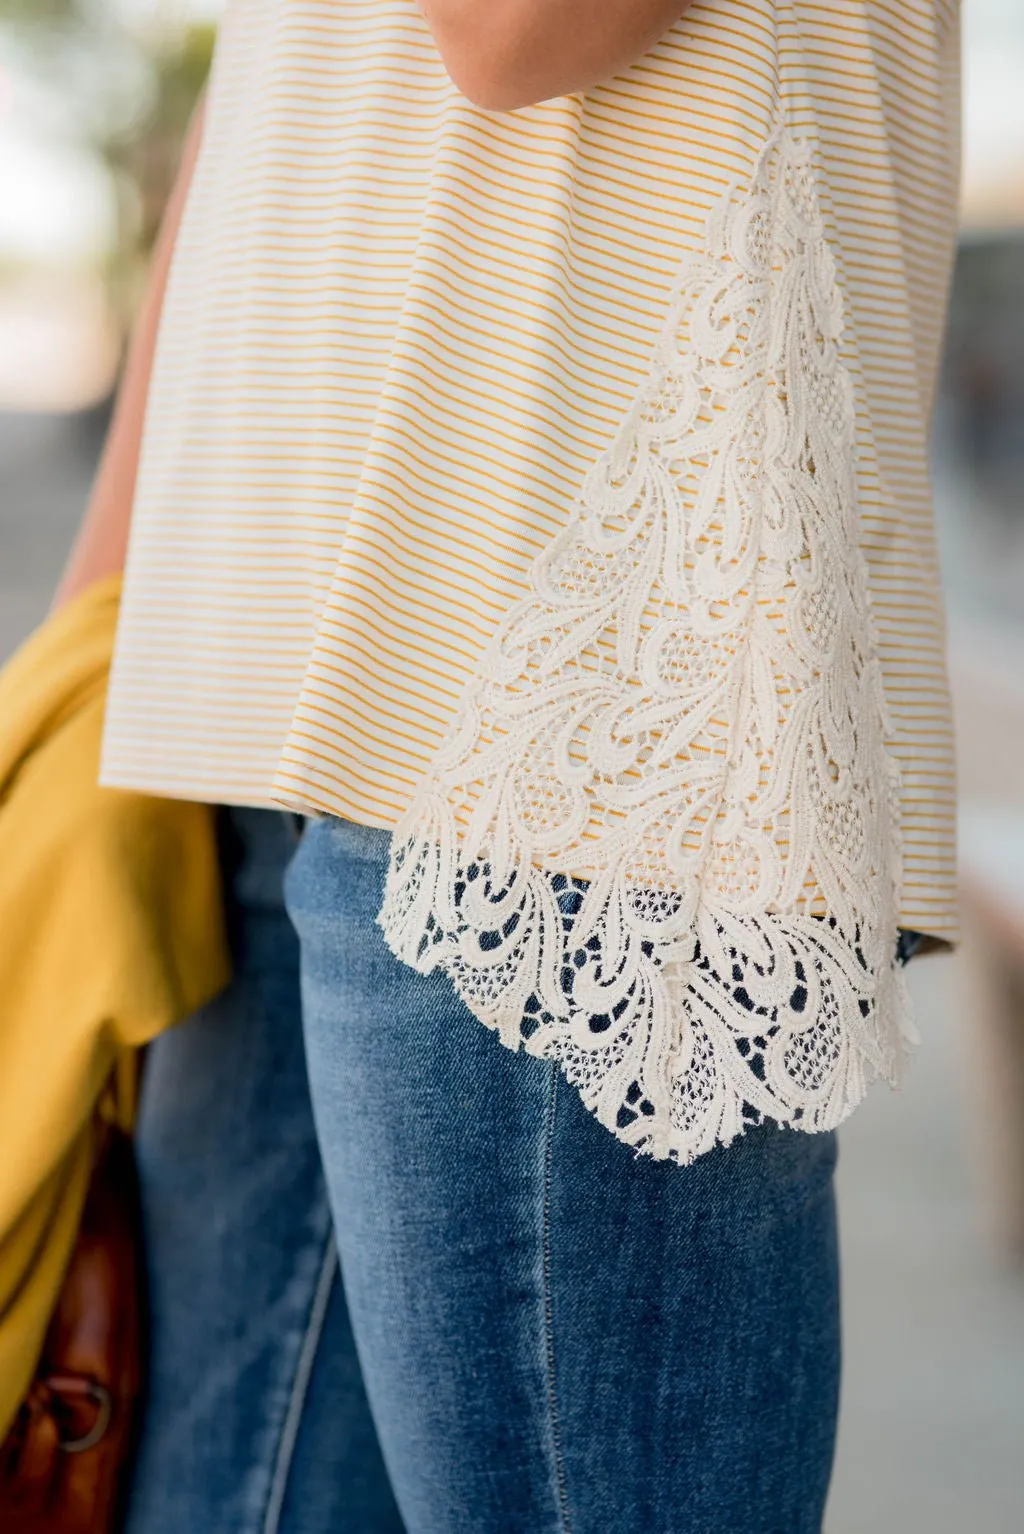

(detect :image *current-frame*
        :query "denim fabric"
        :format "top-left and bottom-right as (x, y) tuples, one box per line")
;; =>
(125, 806), (841, 1533)
(285, 813), (842, 1534)
(123, 808), (403, 1534)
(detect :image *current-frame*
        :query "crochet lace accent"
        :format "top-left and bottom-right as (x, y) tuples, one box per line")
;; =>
(378, 125), (915, 1164)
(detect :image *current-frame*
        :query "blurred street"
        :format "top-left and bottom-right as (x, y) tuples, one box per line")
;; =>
(3, 404), (1024, 1532)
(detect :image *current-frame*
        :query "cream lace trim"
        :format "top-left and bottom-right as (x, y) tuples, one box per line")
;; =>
(378, 125), (915, 1164)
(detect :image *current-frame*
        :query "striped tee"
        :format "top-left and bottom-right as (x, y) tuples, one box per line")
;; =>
(102, 0), (962, 1162)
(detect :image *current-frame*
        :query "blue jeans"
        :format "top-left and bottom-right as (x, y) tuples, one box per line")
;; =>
(125, 807), (841, 1534)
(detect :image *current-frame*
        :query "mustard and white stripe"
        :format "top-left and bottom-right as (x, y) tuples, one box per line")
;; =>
(102, 0), (961, 942)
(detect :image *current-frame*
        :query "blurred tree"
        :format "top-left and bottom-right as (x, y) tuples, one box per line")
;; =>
(0, 0), (213, 337)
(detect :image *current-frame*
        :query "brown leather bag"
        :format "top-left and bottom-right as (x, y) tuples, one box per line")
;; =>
(0, 1123), (144, 1533)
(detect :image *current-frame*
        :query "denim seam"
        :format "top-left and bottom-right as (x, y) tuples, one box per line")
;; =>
(542, 1064), (572, 1534)
(261, 1231), (339, 1534)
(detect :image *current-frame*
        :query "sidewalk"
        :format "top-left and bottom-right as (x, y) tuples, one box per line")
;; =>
(828, 944), (1024, 1533)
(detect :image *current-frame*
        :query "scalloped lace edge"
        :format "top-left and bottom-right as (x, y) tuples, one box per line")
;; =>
(376, 122), (915, 1165)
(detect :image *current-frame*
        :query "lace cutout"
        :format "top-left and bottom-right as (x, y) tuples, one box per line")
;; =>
(378, 125), (915, 1164)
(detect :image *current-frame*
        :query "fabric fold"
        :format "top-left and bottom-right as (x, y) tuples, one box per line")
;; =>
(0, 578), (229, 1439)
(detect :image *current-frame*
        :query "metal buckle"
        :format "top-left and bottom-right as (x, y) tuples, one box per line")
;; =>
(41, 1375), (114, 1454)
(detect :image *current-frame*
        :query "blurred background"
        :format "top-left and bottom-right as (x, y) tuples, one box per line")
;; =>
(1, 2), (1023, 1529)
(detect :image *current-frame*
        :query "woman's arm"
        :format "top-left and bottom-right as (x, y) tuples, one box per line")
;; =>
(52, 98), (206, 612)
(416, 0), (693, 111)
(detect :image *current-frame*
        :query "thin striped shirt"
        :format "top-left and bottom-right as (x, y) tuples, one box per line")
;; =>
(102, 0), (961, 945)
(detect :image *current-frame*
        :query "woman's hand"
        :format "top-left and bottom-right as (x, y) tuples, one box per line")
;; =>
(416, 0), (693, 111)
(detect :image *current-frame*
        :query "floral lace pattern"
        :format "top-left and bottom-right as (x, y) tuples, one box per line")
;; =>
(378, 125), (915, 1164)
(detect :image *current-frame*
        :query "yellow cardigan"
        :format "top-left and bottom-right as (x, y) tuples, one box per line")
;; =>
(0, 577), (230, 1440)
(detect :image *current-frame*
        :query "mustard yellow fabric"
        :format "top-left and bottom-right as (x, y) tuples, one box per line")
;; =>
(0, 575), (230, 1441)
